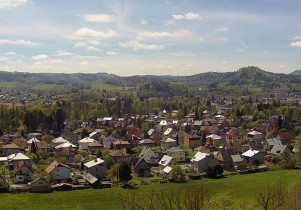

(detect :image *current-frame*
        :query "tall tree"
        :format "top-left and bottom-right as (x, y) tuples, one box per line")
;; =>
(119, 162), (132, 182)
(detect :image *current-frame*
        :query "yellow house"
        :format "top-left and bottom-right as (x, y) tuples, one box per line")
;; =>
(166, 147), (186, 162)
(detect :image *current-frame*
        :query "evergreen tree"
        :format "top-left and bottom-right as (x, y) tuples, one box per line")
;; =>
(119, 162), (132, 182)
(278, 115), (282, 128)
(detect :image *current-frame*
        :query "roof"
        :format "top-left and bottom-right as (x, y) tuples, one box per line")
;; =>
(166, 147), (185, 153)
(162, 166), (172, 174)
(270, 144), (290, 155)
(7, 153), (30, 161)
(242, 149), (260, 157)
(147, 129), (155, 136)
(2, 143), (20, 149)
(87, 142), (103, 147)
(84, 173), (98, 184)
(139, 139), (155, 144)
(159, 120), (171, 126)
(139, 147), (157, 159)
(45, 161), (70, 174)
(247, 131), (262, 135)
(190, 152), (210, 162)
(27, 138), (40, 144)
(13, 161), (31, 174)
(84, 158), (105, 168)
(266, 138), (282, 146)
(28, 178), (49, 186)
(113, 140), (131, 145)
(231, 155), (243, 163)
(79, 137), (95, 143)
(109, 150), (130, 157)
(0, 157), (8, 162)
(163, 128), (174, 136)
(55, 142), (77, 150)
(206, 134), (222, 140)
(52, 137), (68, 143)
(159, 155), (174, 167)
(163, 138), (176, 143)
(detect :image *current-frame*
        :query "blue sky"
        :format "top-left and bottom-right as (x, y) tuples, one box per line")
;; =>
(0, 0), (300, 76)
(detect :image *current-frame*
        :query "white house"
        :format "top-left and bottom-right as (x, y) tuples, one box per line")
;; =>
(158, 155), (177, 171)
(54, 142), (77, 150)
(45, 161), (71, 180)
(84, 158), (107, 179)
(51, 137), (69, 148)
(7, 153), (31, 170)
(190, 152), (217, 172)
(241, 149), (264, 164)
(78, 137), (96, 150)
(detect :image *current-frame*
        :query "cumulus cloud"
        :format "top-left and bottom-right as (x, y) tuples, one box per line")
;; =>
(31, 54), (49, 61)
(120, 41), (164, 50)
(140, 20), (148, 25)
(106, 51), (119, 56)
(5, 51), (17, 56)
(0, 39), (37, 46)
(215, 27), (230, 32)
(72, 28), (118, 39)
(290, 42), (301, 47)
(83, 14), (116, 23)
(55, 51), (74, 56)
(172, 12), (202, 21)
(0, 0), (29, 9)
(73, 42), (86, 48)
(0, 57), (9, 62)
(86, 46), (102, 51)
(88, 40), (101, 45)
(137, 30), (191, 40)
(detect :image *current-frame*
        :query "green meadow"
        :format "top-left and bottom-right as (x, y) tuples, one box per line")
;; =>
(0, 170), (300, 210)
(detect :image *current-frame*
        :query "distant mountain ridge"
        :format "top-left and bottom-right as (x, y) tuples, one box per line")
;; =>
(290, 70), (301, 75)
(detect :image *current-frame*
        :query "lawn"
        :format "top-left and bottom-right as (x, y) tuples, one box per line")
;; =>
(31, 84), (59, 90)
(0, 170), (300, 209)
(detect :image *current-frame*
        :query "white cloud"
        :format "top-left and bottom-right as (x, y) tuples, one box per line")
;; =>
(31, 54), (49, 61)
(83, 14), (116, 23)
(293, 36), (301, 40)
(55, 51), (73, 56)
(0, 39), (37, 46)
(137, 30), (191, 40)
(80, 61), (89, 65)
(72, 28), (118, 39)
(120, 41), (164, 51)
(73, 42), (86, 48)
(140, 20), (148, 25)
(172, 51), (195, 57)
(218, 37), (228, 42)
(5, 51), (17, 56)
(88, 40), (101, 45)
(215, 27), (230, 32)
(106, 51), (119, 56)
(86, 46), (102, 51)
(0, 57), (9, 62)
(0, 0), (29, 9)
(290, 42), (301, 47)
(172, 12), (202, 21)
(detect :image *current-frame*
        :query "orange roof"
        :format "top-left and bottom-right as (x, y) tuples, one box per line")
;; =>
(45, 161), (70, 174)
(109, 150), (129, 157)
(2, 143), (20, 149)
(87, 142), (103, 147)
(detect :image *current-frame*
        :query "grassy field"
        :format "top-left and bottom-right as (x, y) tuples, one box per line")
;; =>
(91, 82), (123, 91)
(0, 170), (300, 209)
(31, 84), (59, 90)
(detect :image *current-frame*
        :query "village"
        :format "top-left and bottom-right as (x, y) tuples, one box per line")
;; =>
(0, 94), (299, 193)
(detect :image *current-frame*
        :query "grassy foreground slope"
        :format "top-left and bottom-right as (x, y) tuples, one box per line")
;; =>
(0, 170), (300, 210)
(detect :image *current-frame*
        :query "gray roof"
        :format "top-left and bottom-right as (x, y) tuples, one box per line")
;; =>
(266, 138), (282, 146)
(166, 147), (185, 153)
(231, 155), (243, 163)
(270, 144), (291, 155)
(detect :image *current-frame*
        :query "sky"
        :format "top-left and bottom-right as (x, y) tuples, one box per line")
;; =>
(0, 0), (300, 76)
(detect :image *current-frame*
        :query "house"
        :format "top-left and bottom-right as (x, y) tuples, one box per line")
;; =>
(217, 148), (235, 167)
(150, 134), (162, 146)
(89, 131), (101, 141)
(112, 140), (131, 149)
(224, 142), (242, 153)
(165, 147), (186, 162)
(79, 137), (96, 150)
(27, 133), (42, 140)
(45, 161), (71, 180)
(29, 141), (49, 153)
(269, 144), (292, 158)
(265, 138), (282, 150)
(7, 153), (31, 170)
(163, 128), (175, 136)
(231, 155), (243, 167)
(13, 161), (33, 183)
(147, 129), (156, 137)
(84, 173), (100, 189)
(138, 147), (158, 165)
(158, 120), (172, 133)
(206, 134), (222, 147)
(102, 135), (117, 148)
(194, 146), (210, 154)
(61, 131), (78, 144)
(28, 178), (51, 192)
(138, 139), (156, 147)
(184, 135), (202, 149)
(54, 142), (77, 151)
(130, 157), (151, 177)
(2, 143), (20, 156)
(73, 127), (94, 140)
(226, 130), (243, 143)
(162, 166), (172, 176)
(84, 158), (107, 179)
(27, 138), (40, 148)
(109, 150), (130, 164)
(247, 131), (263, 141)
(190, 152), (217, 172)
(241, 149), (264, 164)
(158, 155), (177, 171)
(55, 147), (77, 163)
(51, 137), (69, 148)
(127, 127), (140, 137)
(87, 142), (103, 154)
(161, 138), (177, 150)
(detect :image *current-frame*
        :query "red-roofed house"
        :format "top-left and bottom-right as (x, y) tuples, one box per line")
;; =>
(2, 143), (20, 156)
